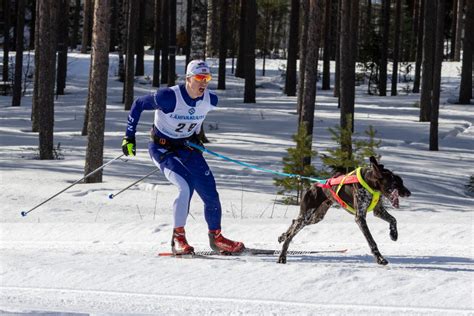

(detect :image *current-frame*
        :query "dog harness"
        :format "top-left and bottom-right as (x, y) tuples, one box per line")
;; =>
(317, 167), (381, 214)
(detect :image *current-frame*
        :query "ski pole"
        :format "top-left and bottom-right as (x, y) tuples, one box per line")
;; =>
(108, 168), (161, 199)
(21, 154), (125, 217)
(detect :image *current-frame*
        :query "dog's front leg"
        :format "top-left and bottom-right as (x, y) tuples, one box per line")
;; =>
(374, 206), (398, 241)
(355, 189), (388, 265)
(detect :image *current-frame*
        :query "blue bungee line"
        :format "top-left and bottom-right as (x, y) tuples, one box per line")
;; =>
(185, 141), (327, 184)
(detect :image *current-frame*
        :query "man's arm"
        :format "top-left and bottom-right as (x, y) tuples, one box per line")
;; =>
(122, 94), (157, 156)
(125, 94), (157, 138)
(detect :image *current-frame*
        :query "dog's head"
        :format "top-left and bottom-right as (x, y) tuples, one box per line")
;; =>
(368, 156), (411, 208)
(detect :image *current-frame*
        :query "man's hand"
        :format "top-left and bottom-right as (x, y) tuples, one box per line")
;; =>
(188, 133), (204, 148)
(122, 137), (136, 156)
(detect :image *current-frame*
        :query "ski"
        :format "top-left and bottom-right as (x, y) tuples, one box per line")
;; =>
(158, 248), (348, 257)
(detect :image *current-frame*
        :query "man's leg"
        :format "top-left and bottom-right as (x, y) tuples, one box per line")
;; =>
(149, 143), (196, 254)
(149, 143), (195, 228)
(184, 150), (244, 253)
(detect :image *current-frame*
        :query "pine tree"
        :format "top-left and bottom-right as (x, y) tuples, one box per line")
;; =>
(274, 125), (325, 205)
(354, 126), (381, 163)
(321, 119), (381, 174)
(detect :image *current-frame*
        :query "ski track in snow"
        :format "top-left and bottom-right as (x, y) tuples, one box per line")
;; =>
(1, 286), (471, 315)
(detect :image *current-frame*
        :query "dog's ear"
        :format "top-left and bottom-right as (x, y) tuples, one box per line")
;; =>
(370, 156), (383, 178)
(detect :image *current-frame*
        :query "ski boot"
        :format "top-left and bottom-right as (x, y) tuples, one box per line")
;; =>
(208, 229), (245, 255)
(171, 227), (194, 255)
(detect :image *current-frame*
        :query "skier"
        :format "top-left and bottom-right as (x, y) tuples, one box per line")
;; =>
(121, 60), (245, 255)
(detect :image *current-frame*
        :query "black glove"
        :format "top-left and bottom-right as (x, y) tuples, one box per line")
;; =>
(188, 133), (204, 148)
(122, 137), (136, 156)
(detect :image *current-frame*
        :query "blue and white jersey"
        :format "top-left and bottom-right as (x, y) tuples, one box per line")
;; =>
(125, 84), (218, 140)
(155, 85), (213, 138)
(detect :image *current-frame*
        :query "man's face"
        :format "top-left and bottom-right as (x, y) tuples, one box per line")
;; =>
(186, 73), (212, 98)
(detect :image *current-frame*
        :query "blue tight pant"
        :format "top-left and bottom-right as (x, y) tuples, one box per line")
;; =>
(148, 141), (222, 230)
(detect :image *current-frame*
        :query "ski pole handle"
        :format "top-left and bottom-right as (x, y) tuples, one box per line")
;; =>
(21, 154), (125, 217)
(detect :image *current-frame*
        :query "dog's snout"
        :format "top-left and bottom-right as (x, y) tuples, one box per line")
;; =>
(400, 187), (411, 197)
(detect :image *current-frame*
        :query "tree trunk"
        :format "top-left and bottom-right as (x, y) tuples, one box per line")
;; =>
(430, 0), (445, 151)
(124, 0), (138, 110)
(205, 0), (219, 58)
(230, 1), (239, 73)
(285, 0), (299, 96)
(71, 0), (81, 49)
(333, 0), (341, 98)
(37, 0), (58, 160)
(261, 6), (270, 77)
(298, 0), (310, 115)
(161, 0), (169, 84)
(350, 0), (359, 72)
(190, 0), (207, 59)
(322, 0), (332, 90)
(135, 0), (145, 76)
(56, 0), (69, 96)
(243, 0), (256, 103)
(366, 0), (372, 43)
(348, 0), (358, 130)
(450, 0), (458, 60)
(185, 0), (192, 66)
(391, 0), (402, 96)
(300, 0), (324, 166)
(12, 0), (25, 107)
(109, 0), (119, 51)
(168, 0), (177, 86)
(153, 0), (161, 87)
(81, 63), (93, 136)
(29, 0), (36, 50)
(2, 0), (11, 83)
(235, 0), (247, 78)
(379, 0), (390, 96)
(420, 0), (436, 122)
(459, 0), (473, 104)
(413, 0), (424, 93)
(408, 0), (418, 61)
(340, 0), (358, 133)
(217, 0), (229, 90)
(81, 0), (93, 53)
(339, 0), (354, 155)
(85, 0), (112, 183)
(117, 0), (127, 82)
(31, 0), (40, 132)
(454, 0), (465, 61)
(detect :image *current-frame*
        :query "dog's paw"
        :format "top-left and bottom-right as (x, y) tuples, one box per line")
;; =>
(277, 256), (287, 264)
(390, 223), (398, 241)
(390, 229), (398, 241)
(376, 256), (389, 265)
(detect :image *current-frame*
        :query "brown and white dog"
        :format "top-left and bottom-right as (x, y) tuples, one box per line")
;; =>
(277, 156), (411, 265)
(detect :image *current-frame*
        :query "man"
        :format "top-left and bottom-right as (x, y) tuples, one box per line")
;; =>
(121, 60), (244, 255)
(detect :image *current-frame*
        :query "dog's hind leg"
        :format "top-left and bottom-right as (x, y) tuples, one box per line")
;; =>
(277, 216), (307, 264)
(278, 186), (326, 243)
(277, 200), (332, 264)
(354, 190), (388, 265)
(373, 206), (398, 241)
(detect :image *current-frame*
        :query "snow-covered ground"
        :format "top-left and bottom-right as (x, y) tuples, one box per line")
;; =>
(0, 53), (473, 315)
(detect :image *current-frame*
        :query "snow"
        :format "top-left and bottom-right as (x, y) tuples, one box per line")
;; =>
(0, 53), (473, 315)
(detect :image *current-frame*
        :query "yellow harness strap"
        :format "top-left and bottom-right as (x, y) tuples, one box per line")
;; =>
(335, 167), (380, 214)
